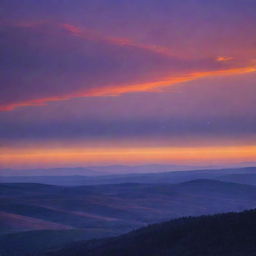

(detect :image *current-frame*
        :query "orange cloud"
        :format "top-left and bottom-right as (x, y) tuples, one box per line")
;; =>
(61, 23), (174, 57)
(216, 56), (234, 62)
(6, 21), (173, 58)
(1, 65), (255, 112)
(1, 22), (255, 112)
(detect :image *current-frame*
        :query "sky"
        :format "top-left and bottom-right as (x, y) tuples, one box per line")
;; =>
(0, 0), (256, 169)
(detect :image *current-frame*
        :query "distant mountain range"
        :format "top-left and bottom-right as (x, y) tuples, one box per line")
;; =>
(1, 162), (256, 177)
(46, 209), (256, 256)
(1, 166), (256, 186)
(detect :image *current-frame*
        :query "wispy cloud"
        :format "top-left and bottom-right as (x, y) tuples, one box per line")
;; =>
(0, 21), (255, 112)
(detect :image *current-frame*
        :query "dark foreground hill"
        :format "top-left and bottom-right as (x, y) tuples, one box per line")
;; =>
(47, 209), (256, 256)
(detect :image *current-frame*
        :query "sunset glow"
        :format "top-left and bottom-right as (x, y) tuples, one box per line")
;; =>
(1, 0), (256, 171)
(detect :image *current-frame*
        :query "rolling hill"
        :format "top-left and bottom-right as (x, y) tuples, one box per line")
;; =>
(2, 179), (256, 235)
(2, 179), (256, 255)
(0, 229), (118, 256)
(216, 173), (256, 186)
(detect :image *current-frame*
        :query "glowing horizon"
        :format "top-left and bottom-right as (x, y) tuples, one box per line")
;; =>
(1, 145), (256, 169)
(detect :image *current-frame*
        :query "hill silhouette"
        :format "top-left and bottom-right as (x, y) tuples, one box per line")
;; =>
(47, 209), (256, 256)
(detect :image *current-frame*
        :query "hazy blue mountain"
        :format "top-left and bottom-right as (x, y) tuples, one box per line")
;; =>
(216, 173), (256, 186)
(1, 167), (256, 186)
(0, 167), (104, 177)
(0, 164), (224, 177)
(2, 163), (255, 177)
(46, 209), (256, 256)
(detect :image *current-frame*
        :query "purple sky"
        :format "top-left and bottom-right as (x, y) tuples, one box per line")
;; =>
(0, 0), (256, 168)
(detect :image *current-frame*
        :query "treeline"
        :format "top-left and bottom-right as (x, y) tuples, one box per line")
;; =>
(47, 209), (256, 256)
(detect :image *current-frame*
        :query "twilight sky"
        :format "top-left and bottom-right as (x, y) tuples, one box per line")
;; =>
(1, 0), (256, 169)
